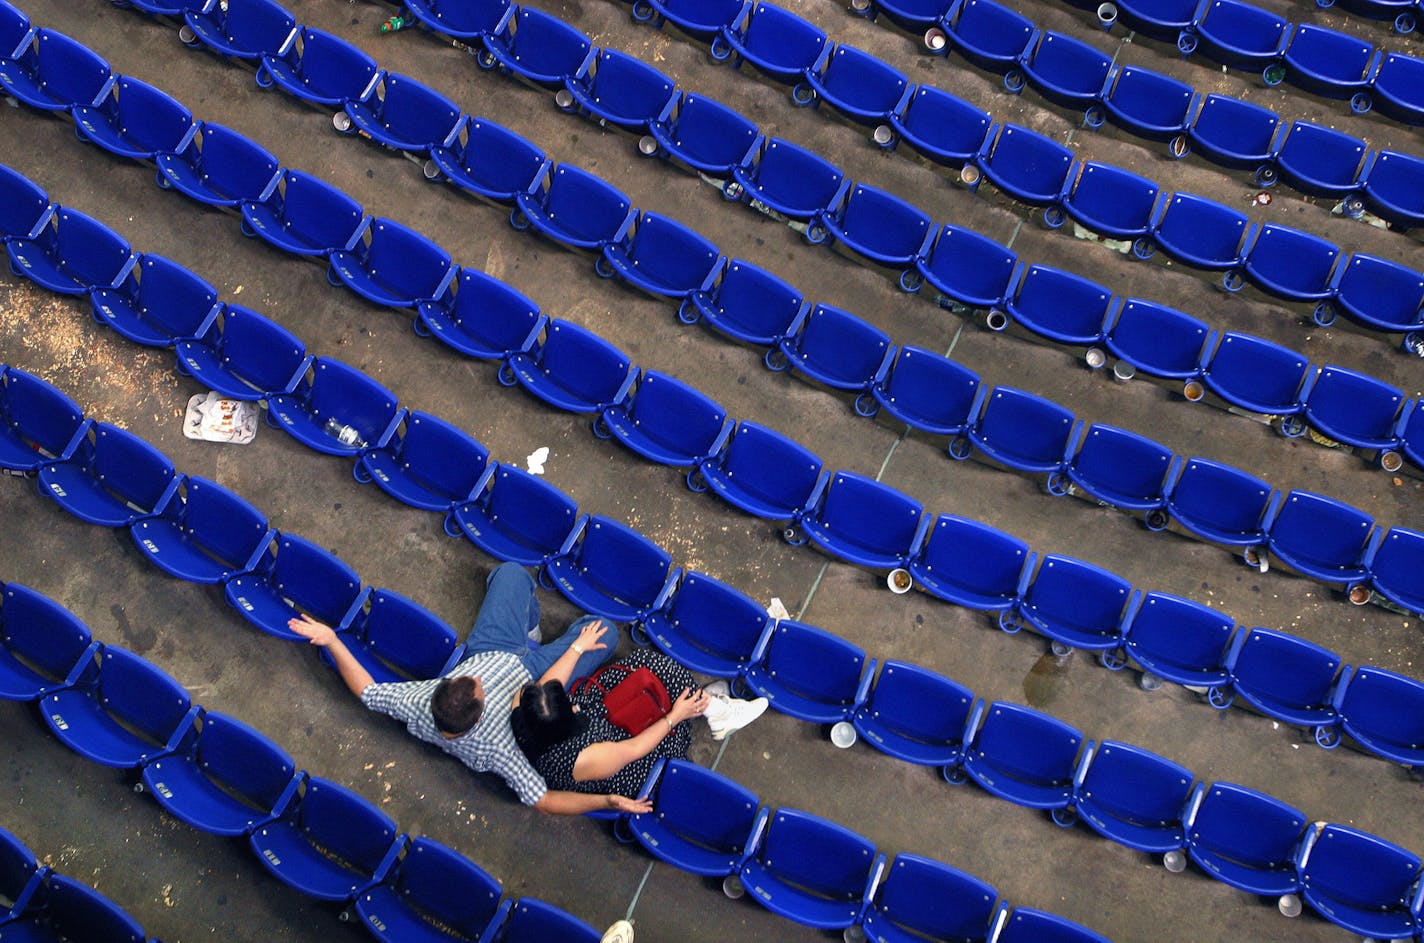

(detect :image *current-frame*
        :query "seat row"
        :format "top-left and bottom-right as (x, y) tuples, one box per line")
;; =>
(0, 824), (157, 942)
(0, 580), (610, 943)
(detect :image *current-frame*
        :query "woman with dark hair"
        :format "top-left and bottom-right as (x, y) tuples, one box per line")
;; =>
(512, 647), (767, 798)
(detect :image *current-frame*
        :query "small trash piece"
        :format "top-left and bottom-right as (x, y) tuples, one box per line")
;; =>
(182, 392), (258, 444)
(525, 446), (550, 475)
(766, 597), (790, 621)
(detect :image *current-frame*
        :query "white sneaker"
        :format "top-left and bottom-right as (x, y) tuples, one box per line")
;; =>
(705, 695), (769, 740)
(701, 680), (730, 699)
(527, 625), (541, 644)
(601, 919), (634, 943)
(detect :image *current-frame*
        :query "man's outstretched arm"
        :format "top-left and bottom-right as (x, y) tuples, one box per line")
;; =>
(532, 790), (652, 817)
(287, 613), (375, 698)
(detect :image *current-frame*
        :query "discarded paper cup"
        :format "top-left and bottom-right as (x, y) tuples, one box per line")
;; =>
(637, 135), (658, 156)
(1380, 450), (1404, 473)
(1084, 347), (1107, 370)
(872, 124), (894, 146)
(422, 159), (441, 180)
(1163, 850), (1186, 873)
(1097, 2), (1118, 28)
(332, 111), (352, 133)
(850, 0), (872, 10)
(958, 163), (981, 189)
(1348, 584), (1372, 606)
(887, 568), (913, 594)
(1182, 379), (1204, 402)
(1278, 894), (1302, 918)
(1112, 361), (1135, 383)
(554, 88), (575, 110)
(830, 721), (858, 749)
(925, 27), (948, 52)
(984, 309), (1009, 332)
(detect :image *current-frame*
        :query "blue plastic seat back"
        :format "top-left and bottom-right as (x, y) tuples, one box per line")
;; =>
(892, 85), (993, 166)
(1123, 592), (1233, 679)
(785, 304), (892, 390)
(302, 358), (400, 448)
(181, 304), (308, 397)
(1283, 24), (1374, 94)
(1245, 225), (1340, 300)
(809, 44), (909, 118)
(498, 898), (600, 943)
(168, 123), (281, 205)
(750, 808), (876, 901)
(1076, 740), (1193, 831)
(12, 207), (133, 294)
(1022, 31), (1112, 106)
(827, 184), (931, 263)
(1187, 94), (1278, 166)
(0, 165), (50, 242)
(0, 2), (30, 57)
(1107, 300), (1211, 379)
(486, 7), (592, 87)
(0, 366), (84, 466)
(38, 874), (148, 943)
(188, 0), (296, 59)
(47, 422), (178, 521)
(808, 471), (922, 560)
(1165, 457), (1274, 546)
(561, 516), (672, 612)
(943, 0), (1034, 70)
(917, 224), (1016, 309)
(4, 29), (113, 110)
(247, 170), (366, 257)
(525, 320), (633, 408)
(1331, 254), (1424, 333)
(736, 138), (846, 219)
(1186, 782), (1305, 887)
(346, 589), (460, 683)
(71, 645), (193, 747)
(1150, 193), (1250, 270)
(611, 370), (727, 463)
(1372, 53), (1424, 124)
(265, 776), (400, 883)
(1369, 528), (1424, 613)
(0, 825), (42, 922)
(261, 26), (380, 107)
(1101, 64), (1194, 138)
(632, 758), (760, 868)
(150, 710), (298, 828)
(362, 73), (462, 149)
(359, 837), (502, 940)
(648, 0), (749, 37)
(875, 345), (981, 435)
(570, 48), (676, 126)
(428, 268), (543, 359)
(1365, 145), (1424, 216)
(978, 124), (1074, 204)
(1114, 0), (1196, 35)
(1066, 424), (1174, 509)
(468, 464), (580, 559)
(0, 582), (93, 696)
(1193, 0), (1289, 67)
(758, 620), (867, 706)
(386, 411), (490, 504)
(724, 3), (828, 81)
(260, 535), (360, 626)
(613, 212), (721, 292)
(441, 116), (547, 200)
(1203, 332), (1312, 414)
(144, 475), (271, 570)
(353, 219), (453, 302)
(92, 253), (220, 345)
(1004, 264), (1111, 344)
(971, 387), (1076, 471)
(1064, 162), (1159, 237)
(1299, 824), (1422, 917)
(1276, 121), (1367, 196)
(529, 165), (633, 246)
(705, 420), (823, 518)
(1021, 555), (1131, 643)
(1226, 626), (1340, 723)
(865, 853), (997, 942)
(693, 259), (805, 345)
(406, 0), (512, 40)
(995, 906), (1111, 943)
(1336, 667), (1424, 756)
(860, 661), (973, 752)
(650, 93), (758, 175)
(968, 701), (1082, 789)
(74, 75), (194, 158)
(1267, 491), (1373, 579)
(1304, 365), (1403, 449)
(911, 514), (1031, 609)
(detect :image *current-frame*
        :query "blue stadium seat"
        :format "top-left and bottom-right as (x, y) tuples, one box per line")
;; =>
(597, 211), (721, 300)
(890, 85), (995, 170)
(224, 533), (368, 642)
(249, 776), (403, 902)
(183, 0), (296, 61)
(1302, 364), (1405, 454)
(478, 897), (600, 943)
(327, 218), (456, 310)
(6, 207), (135, 296)
(1326, 253), (1424, 337)
(1071, 740), (1193, 853)
(1120, 591), (1234, 691)
(939, 0), (1034, 74)
(2, 872), (150, 943)
(428, 115), (549, 204)
(859, 0), (957, 32)
(1059, 162), (1160, 247)
(1332, 666), (1424, 767)
(445, 463), (580, 567)
(644, 92), (760, 177)
(120, 0), (197, 15)
(630, 0), (749, 41)
(711, 2), (828, 85)
(0, 582), (96, 703)
(1001, 264), (1111, 345)
(175, 304), (312, 402)
(546, 515), (676, 624)
(1199, 332), (1316, 418)
(595, 369), (730, 468)
(0, 165), (53, 245)
(771, 303), (895, 397)
(1364, 527), (1424, 617)
(72, 76), (196, 161)
(740, 619), (874, 726)
(859, 854), (998, 943)
(852, 660), (974, 774)
(811, 184), (931, 288)
(793, 471), (923, 570)
(1188, 0), (1289, 69)
(975, 124), (1074, 206)
(1096, 64), (1195, 142)
(403, 0), (513, 42)
(1279, 24), (1377, 109)
(914, 224), (1017, 311)
(0, 365), (86, 473)
(1325, 0), (1417, 30)
(1163, 457), (1279, 550)
(1370, 52), (1424, 126)
(501, 319), (635, 414)
(1294, 823), (1424, 939)
(1149, 192), (1253, 271)
(680, 259), (805, 347)
(1273, 121), (1367, 198)
(622, 758), (759, 877)
(42, 644), (195, 769)
(0, 1), (31, 63)
(37, 422), (180, 528)
(329, 589), (462, 686)
(265, 357), (403, 457)
(1019, 30), (1112, 110)
(863, 345), (980, 437)
(794, 43), (912, 131)
(479, 6), (594, 89)
(1104, 299), (1214, 381)
(1055, 423), (1176, 520)
(689, 420), (825, 525)
(1183, 782), (1305, 899)
(961, 386), (1077, 475)
(1359, 149), (1424, 231)
(341, 72), (462, 155)
(1185, 94), (1278, 180)
(636, 570), (769, 678)
(737, 808), (883, 930)
(0, 825), (46, 924)
(1264, 491), (1373, 587)
(355, 838), (502, 943)
(241, 169), (370, 258)
(990, 906), (1111, 943)
(1403, 402), (1424, 473)
(0, 28), (114, 112)
(140, 709), (301, 836)
(155, 122), (281, 208)
(908, 514), (1034, 612)
(1006, 555), (1132, 653)
(562, 47), (677, 134)
(415, 267), (546, 361)
(1240, 225), (1340, 303)
(354, 410), (490, 512)
(1113, 0), (1197, 37)
(1220, 626), (1342, 737)
(512, 164), (635, 252)
(131, 476), (274, 584)
(729, 137), (850, 222)
(90, 253), (221, 348)
(257, 26), (382, 108)
(961, 700), (1083, 821)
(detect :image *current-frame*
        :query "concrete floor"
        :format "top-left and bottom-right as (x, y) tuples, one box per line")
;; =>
(2, 0), (1424, 940)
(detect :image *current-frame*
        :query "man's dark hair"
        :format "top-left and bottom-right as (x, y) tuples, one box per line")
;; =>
(511, 680), (582, 762)
(432, 676), (484, 735)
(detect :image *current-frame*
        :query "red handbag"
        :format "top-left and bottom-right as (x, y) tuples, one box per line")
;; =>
(573, 664), (672, 736)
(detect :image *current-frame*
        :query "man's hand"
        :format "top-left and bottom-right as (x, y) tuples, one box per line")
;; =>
(288, 613), (337, 647)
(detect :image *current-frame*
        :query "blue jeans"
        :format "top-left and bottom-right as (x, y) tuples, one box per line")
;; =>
(462, 562), (612, 685)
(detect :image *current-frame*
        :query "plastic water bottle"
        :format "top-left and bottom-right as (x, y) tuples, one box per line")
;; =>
(380, 14), (412, 33)
(324, 417), (365, 449)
